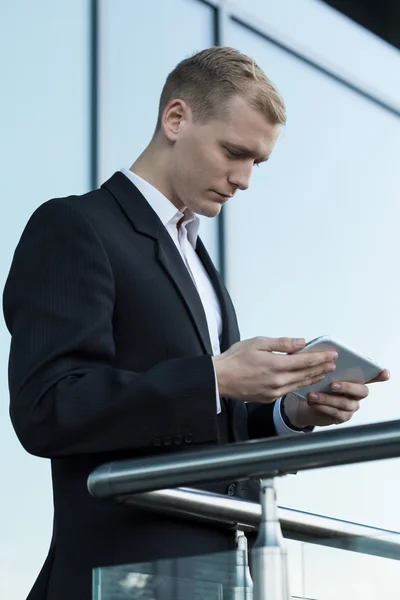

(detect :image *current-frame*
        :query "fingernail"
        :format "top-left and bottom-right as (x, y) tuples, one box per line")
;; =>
(332, 383), (341, 391)
(295, 338), (306, 347)
(309, 393), (319, 402)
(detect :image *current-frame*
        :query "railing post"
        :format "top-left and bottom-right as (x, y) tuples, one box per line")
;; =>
(251, 479), (291, 600)
(232, 530), (254, 599)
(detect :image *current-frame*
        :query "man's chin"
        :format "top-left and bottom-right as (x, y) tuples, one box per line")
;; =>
(199, 202), (222, 218)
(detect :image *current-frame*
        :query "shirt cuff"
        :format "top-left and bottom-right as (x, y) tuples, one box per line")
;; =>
(273, 397), (313, 436)
(212, 359), (221, 414)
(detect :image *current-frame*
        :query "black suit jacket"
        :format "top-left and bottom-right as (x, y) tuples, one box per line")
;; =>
(3, 172), (276, 600)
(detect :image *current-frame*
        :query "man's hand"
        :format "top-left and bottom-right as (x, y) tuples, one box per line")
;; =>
(213, 337), (338, 404)
(282, 369), (390, 428)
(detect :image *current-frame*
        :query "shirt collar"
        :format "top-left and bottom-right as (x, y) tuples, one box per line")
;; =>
(121, 168), (200, 248)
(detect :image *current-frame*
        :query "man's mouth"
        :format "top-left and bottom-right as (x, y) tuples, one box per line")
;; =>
(212, 190), (233, 200)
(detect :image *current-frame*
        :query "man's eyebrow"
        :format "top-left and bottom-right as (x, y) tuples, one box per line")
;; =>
(223, 142), (270, 162)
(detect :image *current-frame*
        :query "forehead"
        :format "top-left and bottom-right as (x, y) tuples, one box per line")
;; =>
(210, 95), (281, 155)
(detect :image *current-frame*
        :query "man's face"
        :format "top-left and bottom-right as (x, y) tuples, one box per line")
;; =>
(165, 95), (281, 217)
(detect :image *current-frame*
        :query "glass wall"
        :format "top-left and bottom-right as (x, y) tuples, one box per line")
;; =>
(224, 19), (400, 530)
(0, 1), (89, 598)
(227, 0), (400, 107)
(98, 0), (219, 262)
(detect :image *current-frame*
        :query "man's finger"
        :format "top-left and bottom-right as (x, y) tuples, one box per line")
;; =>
(281, 363), (336, 388)
(328, 381), (369, 400)
(280, 350), (338, 372)
(367, 369), (390, 384)
(308, 393), (361, 413)
(256, 336), (307, 354)
(307, 401), (360, 424)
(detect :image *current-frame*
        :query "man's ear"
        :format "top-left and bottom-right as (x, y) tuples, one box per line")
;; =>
(162, 99), (189, 142)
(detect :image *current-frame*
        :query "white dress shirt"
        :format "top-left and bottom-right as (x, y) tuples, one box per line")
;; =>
(121, 168), (303, 435)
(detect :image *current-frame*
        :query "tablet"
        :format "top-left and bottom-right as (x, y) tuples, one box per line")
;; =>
(293, 335), (383, 400)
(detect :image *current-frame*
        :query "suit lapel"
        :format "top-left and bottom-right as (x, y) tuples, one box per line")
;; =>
(102, 172), (213, 355)
(156, 229), (213, 355)
(196, 238), (240, 351)
(196, 239), (248, 441)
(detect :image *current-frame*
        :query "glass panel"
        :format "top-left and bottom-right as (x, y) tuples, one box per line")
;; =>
(0, 1), (89, 598)
(285, 508), (400, 597)
(93, 550), (240, 600)
(93, 534), (400, 599)
(283, 503), (400, 598)
(224, 20), (400, 528)
(98, 0), (219, 263)
(300, 541), (400, 600)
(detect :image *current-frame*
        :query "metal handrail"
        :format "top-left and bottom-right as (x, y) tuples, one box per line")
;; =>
(118, 487), (400, 560)
(88, 419), (400, 599)
(88, 419), (400, 497)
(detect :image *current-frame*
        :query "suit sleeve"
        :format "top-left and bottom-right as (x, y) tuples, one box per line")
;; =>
(3, 199), (218, 458)
(246, 402), (277, 439)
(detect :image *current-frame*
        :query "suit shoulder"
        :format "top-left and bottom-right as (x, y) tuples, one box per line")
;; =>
(31, 186), (110, 219)
(24, 187), (117, 238)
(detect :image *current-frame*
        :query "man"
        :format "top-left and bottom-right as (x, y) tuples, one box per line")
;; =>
(3, 47), (388, 599)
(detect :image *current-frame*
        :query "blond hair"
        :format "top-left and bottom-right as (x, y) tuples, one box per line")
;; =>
(155, 46), (286, 131)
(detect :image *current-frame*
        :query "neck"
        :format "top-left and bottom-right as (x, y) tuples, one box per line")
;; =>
(130, 140), (186, 212)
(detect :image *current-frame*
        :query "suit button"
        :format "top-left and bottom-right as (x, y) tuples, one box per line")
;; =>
(174, 435), (183, 445)
(153, 438), (162, 447)
(163, 437), (172, 446)
(227, 484), (236, 496)
(184, 433), (193, 444)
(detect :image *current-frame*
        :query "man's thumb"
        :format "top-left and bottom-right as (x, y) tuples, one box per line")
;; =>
(261, 337), (306, 353)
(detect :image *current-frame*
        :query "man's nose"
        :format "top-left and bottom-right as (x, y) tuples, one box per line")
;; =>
(228, 164), (253, 191)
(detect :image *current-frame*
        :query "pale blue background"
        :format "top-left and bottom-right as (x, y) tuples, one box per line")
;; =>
(1, 0), (399, 598)
(0, 1), (89, 597)
(225, 16), (400, 530)
(98, 0), (219, 260)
